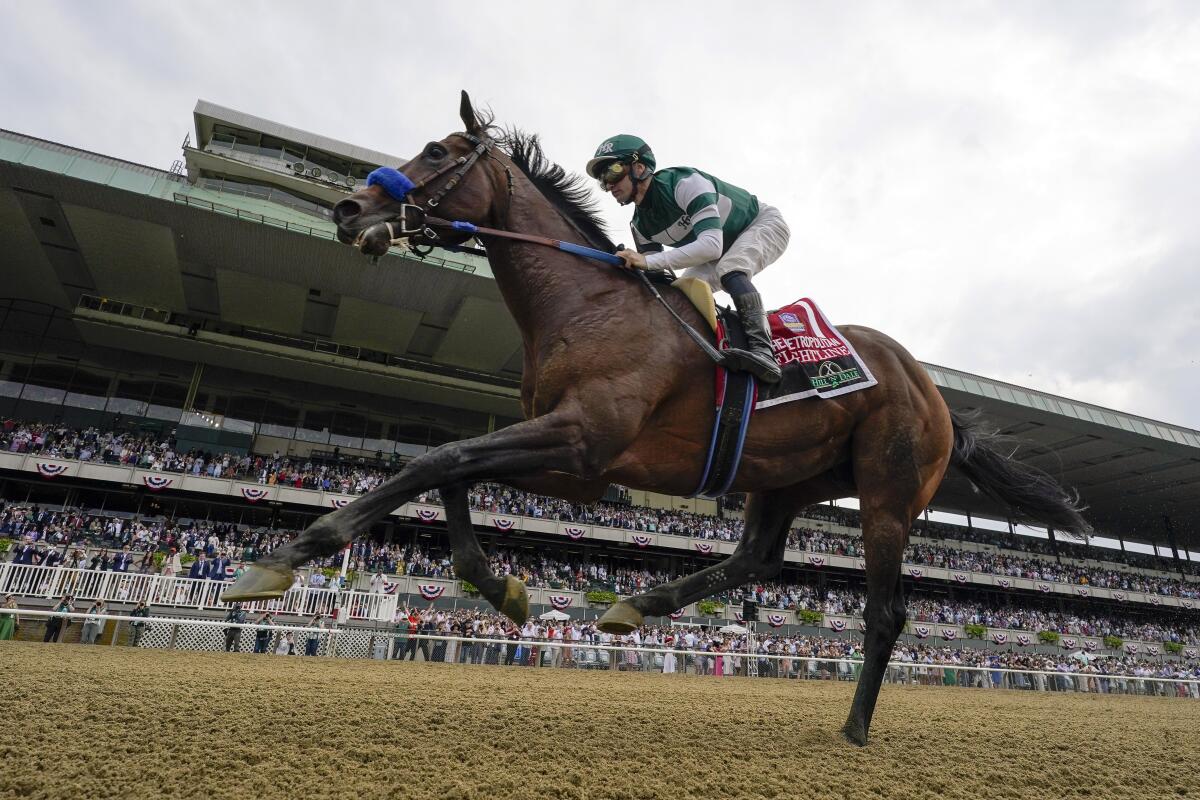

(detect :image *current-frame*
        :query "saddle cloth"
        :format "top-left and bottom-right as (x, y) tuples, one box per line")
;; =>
(671, 279), (877, 408)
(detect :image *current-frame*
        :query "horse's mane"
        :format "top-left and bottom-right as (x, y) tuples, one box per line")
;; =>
(470, 109), (614, 251)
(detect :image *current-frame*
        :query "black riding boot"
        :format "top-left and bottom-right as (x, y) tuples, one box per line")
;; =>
(719, 272), (781, 384)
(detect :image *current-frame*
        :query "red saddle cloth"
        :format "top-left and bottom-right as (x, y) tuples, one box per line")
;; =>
(758, 298), (878, 409)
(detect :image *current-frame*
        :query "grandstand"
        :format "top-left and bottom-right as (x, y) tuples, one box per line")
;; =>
(2, 101), (1198, 665)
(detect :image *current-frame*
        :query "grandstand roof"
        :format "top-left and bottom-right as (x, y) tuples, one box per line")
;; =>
(3, 124), (1197, 552)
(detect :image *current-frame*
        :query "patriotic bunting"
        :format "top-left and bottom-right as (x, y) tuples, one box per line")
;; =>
(857, 559), (866, 571)
(1147, 645), (1160, 656)
(991, 632), (1008, 645)
(1016, 634), (1032, 646)
(1083, 640), (1099, 652)
(1182, 601), (1194, 610)
(907, 567), (923, 579)
(143, 475), (173, 491)
(1149, 596), (1161, 605)
(241, 487), (270, 503)
(913, 625), (930, 639)
(1184, 648), (1198, 659)
(808, 555), (825, 567)
(415, 508), (440, 522)
(668, 610), (684, 620)
(1113, 592), (1126, 601)
(828, 618), (847, 632)
(996, 578), (1011, 589)
(766, 613), (786, 628)
(953, 573), (968, 583)
(383, 582), (399, 595)
(857, 620), (867, 631)
(563, 526), (586, 540)
(694, 542), (714, 554)
(940, 627), (957, 641)
(631, 534), (652, 548)
(329, 497), (351, 508)
(1061, 637), (1077, 649)
(1125, 643), (1139, 655)
(548, 595), (572, 610)
(418, 584), (445, 601)
(1075, 587), (1089, 597)
(1037, 583), (1052, 593)
(35, 462), (69, 478)
(492, 517), (517, 532)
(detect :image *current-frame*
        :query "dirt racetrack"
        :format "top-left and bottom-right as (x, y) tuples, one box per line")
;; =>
(1, 641), (1197, 800)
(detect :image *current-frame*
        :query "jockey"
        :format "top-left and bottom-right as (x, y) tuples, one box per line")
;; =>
(587, 134), (788, 384)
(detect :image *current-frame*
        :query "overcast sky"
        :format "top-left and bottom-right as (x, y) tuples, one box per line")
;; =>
(3, 1), (1198, 429)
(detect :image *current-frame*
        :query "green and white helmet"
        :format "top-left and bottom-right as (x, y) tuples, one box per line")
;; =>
(585, 134), (656, 178)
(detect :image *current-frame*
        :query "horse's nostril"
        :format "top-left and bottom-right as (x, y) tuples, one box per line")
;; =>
(333, 199), (361, 226)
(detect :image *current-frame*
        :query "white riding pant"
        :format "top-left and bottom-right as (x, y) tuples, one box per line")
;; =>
(679, 203), (790, 292)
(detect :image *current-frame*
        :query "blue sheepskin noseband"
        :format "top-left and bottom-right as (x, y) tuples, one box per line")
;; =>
(366, 167), (416, 201)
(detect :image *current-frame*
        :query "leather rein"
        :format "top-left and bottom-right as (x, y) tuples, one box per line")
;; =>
(359, 135), (727, 366)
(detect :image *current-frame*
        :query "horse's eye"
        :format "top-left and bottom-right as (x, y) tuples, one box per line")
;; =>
(426, 144), (447, 160)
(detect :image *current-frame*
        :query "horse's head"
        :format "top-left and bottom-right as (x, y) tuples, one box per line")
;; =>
(333, 91), (506, 257)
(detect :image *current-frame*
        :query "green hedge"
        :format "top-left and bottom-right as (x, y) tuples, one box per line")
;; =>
(586, 590), (617, 605)
(696, 600), (723, 616)
(0, 538), (13, 555)
(1164, 641), (1183, 655)
(1103, 634), (1123, 650)
(798, 609), (824, 626)
(964, 623), (987, 640)
(460, 580), (479, 595)
(1037, 630), (1060, 644)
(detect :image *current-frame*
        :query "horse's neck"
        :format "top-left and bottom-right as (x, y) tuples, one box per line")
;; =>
(486, 178), (630, 341)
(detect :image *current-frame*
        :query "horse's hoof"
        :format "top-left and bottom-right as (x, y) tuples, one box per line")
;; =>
(841, 722), (868, 747)
(596, 601), (643, 635)
(497, 576), (529, 625)
(221, 565), (292, 602)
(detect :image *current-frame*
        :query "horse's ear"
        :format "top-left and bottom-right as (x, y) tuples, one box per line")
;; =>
(460, 90), (479, 134)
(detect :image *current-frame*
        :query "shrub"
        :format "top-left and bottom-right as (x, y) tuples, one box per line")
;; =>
(964, 623), (987, 640)
(1164, 641), (1183, 655)
(586, 590), (617, 605)
(696, 600), (723, 617)
(798, 609), (824, 626)
(1037, 630), (1060, 645)
(460, 580), (479, 595)
(180, 554), (196, 567)
(1103, 634), (1123, 650)
(152, 551), (165, 569)
(0, 538), (13, 555)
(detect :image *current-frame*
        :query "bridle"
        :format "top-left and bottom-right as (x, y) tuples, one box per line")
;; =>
(360, 131), (512, 255)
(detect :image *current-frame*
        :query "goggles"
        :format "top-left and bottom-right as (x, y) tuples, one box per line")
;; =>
(598, 160), (631, 189)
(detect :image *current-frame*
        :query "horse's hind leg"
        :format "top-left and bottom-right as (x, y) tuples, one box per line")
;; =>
(842, 415), (950, 746)
(597, 481), (833, 633)
(440, 484), (529, 625)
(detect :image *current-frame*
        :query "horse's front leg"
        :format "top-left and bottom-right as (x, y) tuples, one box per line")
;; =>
(222, 407), (614, 602)
(440, 483), (529, 625)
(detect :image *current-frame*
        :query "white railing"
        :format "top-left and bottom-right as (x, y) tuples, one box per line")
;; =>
(0, 562), (398, 621)
(5, 609), (1198, 700)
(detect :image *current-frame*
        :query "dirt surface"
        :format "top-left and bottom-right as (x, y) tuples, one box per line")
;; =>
(2, 642), (1197, 800)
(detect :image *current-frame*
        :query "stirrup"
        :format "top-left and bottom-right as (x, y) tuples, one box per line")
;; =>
(722, 348), (782, 384)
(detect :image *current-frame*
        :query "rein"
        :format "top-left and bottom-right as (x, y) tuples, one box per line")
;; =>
(362, 140), (728, 368)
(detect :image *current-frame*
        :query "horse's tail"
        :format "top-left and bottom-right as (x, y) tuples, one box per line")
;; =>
(949, 409), (1091, 536)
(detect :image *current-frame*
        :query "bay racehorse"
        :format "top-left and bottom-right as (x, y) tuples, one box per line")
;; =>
(223, 92), (1087, 745)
